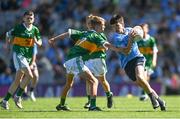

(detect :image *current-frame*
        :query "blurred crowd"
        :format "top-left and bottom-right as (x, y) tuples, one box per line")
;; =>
(0, 0), (180, 95)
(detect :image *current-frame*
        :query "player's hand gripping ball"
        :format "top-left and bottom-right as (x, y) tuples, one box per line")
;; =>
(132, 26), (144, 42)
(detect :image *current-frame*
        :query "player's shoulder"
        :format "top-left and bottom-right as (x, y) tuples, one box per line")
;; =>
(14, 24), (23, 29)
(100, 33), (107, 40)
(148, 35), (156, 42)
(32, 25), (40, 31)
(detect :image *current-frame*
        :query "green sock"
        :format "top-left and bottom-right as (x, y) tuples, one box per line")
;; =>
(60, 97), (66, 106)
(4, 92), (12, 101)
(106, 91), (111, 97)
(16, 88), (24, 96)
(90, 97), (96, 107)
(87, 95), (91, 102)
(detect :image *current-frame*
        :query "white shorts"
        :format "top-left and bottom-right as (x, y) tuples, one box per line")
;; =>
(13, 52), (30, 71)
(85, 58), (107, 77)
(64, 56), (90, 76)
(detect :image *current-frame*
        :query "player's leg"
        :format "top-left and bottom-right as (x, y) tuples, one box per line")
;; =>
(84, 60), (93, 109)
(1, 70), (24, 110)
(79, 69), (100, 111)
(135, 65), (166, 111)
(12, 53), (34, 109)
(94, 58), (113, 108)
(84, 58), (112, 109)
(97, 75), (113, 108)
(22, 85), (29, 100)
(29, 63), (39, 101)
(1, 52), (26, 110)
(139, 69), (150, 101)
(56, 73), (74, 111)
(84, 80), (91, 108)
(14, 67), (33, 109)
(60, 57), (99, 111)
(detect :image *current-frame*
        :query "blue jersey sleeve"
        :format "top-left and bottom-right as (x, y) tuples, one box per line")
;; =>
(33, 44), (38, 55)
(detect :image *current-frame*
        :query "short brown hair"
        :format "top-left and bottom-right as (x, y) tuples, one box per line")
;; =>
(110, 14), (124, 25)
(23, 10), (34, 16)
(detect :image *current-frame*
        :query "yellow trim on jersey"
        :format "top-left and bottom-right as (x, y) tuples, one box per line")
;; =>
(75, 40), (98, 52)
(13, 37), (34, 47)
(139, 47), (153, 54)
(94, 47), (105, 52)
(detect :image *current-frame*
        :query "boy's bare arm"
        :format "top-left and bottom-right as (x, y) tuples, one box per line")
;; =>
(48, 32), (69, 45)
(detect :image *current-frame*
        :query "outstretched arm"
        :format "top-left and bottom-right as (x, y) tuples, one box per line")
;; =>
(104, 36), (133, 55)
(48, 32), (69, 45)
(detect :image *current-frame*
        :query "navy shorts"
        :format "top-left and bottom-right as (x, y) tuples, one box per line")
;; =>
(124, 57), (145, 81)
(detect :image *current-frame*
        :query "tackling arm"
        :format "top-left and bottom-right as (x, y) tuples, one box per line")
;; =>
(48, 32), (69, 45)
(104, 36), (133, 55)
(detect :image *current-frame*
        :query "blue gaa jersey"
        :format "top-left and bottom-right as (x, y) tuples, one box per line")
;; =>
(112, 27), (144, 69)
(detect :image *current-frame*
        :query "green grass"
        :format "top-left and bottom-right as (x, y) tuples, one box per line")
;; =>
(0, 96), (180, 118)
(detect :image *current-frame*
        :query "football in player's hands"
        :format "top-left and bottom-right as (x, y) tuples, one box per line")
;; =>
(132, 26), (144, 42)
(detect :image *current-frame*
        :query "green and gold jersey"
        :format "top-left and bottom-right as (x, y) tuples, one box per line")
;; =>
(9, 23), (41, 63)
(66, 29), (107, 60)
(83, 33), (107, 61)
(137, 35), (158, 69)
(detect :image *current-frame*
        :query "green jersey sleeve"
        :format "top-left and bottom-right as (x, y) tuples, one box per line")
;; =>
(34, 26), (41, 41)
(6, 29), (14, 41)
(150, 36), (158, 53)
(94, 33), (108, 47)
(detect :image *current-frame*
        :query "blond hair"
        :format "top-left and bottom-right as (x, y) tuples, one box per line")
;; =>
(86, 14), (105, 28)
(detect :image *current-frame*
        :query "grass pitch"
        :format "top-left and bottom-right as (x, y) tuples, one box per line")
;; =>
(0, 96), (180, 118)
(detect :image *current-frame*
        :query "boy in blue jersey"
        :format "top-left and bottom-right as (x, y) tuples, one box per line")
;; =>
(109, 14), (166, 111)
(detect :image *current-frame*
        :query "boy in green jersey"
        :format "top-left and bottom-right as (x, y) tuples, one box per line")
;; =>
(1, 11), (42, 110)
(83, 15), (113, 109)
(49, 15), (109, 111)
(137, 23), (158, 101)
(49, 14), (130, 111)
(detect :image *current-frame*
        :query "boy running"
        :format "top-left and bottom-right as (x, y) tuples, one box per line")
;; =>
(1, 11), (42, 110)
(110, 14), (166, 111)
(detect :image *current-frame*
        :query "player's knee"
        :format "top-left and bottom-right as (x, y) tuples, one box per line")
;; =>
(91, 76), (98, 84)
(69, 82), (73, 88)
(136, 73), (144, 81)
(14, 77), (21, 83)
(33, 75), (39, 81)
(65, 83), (73, 89)
(98, 76), (106, 82)
(65, 80), (73, 88)
(136, 76), (148, 87)
(29, 74), (34, 79)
